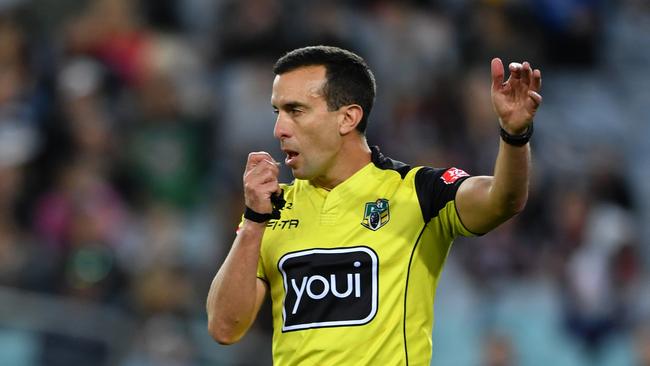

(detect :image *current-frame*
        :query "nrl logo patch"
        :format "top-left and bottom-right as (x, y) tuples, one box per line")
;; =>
(361, 199), (390, 231)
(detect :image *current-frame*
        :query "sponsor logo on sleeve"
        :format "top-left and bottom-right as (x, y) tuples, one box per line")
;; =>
(440, 167), (469, 185)
(278, 246), (379, 332)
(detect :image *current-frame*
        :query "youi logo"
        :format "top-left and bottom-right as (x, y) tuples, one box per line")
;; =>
(278, 246), (379, 332)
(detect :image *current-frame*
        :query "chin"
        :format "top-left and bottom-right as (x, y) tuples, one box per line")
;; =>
(291, 170), (308, 180)
(290, 167), (313, 181)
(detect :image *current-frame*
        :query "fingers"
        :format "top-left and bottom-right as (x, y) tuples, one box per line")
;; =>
(245, 151), (278, 171)
(500, 62), (526, 94)
(521, 62), (542, 105)
(521, 62), (531, 86)
(259, 180), (281, 198)
(493, 58), (543, 126)
(527, 90), (543, 109)
(245, 179), (279, 214)
(491, 58), (505, 90)
(244, 159), (279, 185)
(531, 68), (542, 92)
(508, 62), (521, 79)
(243, 152), (281, 213)
(508, 61), (541, 87)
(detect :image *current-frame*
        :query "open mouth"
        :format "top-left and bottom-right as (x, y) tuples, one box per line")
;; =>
(284, 150), (299, 166)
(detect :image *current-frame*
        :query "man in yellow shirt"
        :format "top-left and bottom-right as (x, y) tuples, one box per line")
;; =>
(207, 46), (542, 365)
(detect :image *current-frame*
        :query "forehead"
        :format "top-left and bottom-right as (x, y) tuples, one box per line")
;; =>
(271, 65), (327, 105)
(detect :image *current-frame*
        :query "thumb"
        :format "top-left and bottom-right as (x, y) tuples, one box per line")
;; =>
(491, 58), (505, 91)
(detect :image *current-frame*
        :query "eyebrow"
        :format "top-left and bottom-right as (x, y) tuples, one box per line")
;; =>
(272, 101), (310, 110)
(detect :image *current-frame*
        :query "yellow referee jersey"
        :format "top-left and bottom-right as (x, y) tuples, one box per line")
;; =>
(253, 146), (474, 365)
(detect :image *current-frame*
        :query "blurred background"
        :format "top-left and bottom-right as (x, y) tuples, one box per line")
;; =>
(0, 0), (649, 365)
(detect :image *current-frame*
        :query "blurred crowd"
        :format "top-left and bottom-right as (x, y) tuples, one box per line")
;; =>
(0, 0), (649, 365)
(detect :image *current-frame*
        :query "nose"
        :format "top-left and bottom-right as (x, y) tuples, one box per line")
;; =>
(273, 112), (291, 140)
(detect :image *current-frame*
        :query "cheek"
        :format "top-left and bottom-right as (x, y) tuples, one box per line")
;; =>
(304, 129), (339, 160)
(313, 117), (341, 145)
(297, 113), (341, 157)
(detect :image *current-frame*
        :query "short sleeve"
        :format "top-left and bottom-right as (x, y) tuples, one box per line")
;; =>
(414, 166), (474, 237)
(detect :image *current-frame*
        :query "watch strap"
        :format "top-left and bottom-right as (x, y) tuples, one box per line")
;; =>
(500, 123), (533, 146)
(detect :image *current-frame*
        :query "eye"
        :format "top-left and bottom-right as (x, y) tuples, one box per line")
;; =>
(272, 109), (279, 115)
(289, 108), (303, 116)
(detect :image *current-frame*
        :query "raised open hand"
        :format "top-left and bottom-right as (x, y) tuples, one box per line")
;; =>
(491, 58), (542, 135)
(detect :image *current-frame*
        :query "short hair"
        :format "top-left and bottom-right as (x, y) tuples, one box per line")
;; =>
(273, 46), (376, 134)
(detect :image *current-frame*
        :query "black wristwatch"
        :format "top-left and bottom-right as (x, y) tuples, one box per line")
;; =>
(499, 123), (533, 146)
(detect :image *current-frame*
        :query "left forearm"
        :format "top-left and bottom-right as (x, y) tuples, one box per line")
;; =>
(456, 57), (540, 234)
(489, 140), (530, 216)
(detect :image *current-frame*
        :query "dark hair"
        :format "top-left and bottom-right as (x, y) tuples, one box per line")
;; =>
(273, 45), (376, 134)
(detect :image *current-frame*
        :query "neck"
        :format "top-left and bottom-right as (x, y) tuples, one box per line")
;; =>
(311, 135), (371, 190)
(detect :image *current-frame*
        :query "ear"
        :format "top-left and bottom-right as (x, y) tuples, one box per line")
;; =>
(338, 104), (364, 135)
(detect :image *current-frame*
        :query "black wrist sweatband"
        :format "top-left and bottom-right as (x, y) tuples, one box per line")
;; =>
(243, 190), (286, 223)
(244, 206), (273, 223)
(500, 123), (533, 146)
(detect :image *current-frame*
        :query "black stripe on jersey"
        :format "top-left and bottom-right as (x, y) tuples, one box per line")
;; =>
(402, 224), (427, 366)
(370, 146), (412, 179)
(415, 167), (470, 223)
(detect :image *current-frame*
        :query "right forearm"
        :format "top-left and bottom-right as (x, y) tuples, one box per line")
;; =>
(207, 220), (265, 344)
(209, 151), (278, 344)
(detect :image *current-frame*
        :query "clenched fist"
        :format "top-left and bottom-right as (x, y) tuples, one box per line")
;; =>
(243, 152), (281, 214)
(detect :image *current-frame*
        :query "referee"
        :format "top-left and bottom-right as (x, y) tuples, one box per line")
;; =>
(207, 46), (542, 365)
